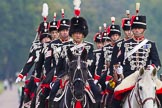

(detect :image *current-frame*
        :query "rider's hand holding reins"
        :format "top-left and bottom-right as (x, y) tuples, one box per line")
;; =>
(15, 74), (26, 83)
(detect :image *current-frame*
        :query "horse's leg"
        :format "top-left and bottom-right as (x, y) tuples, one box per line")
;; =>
(30, 92), (36, 108)
(23, 94), (32, 108)
(18, 87), (25, 108)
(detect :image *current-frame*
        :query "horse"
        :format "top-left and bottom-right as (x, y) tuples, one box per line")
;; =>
(122, 67), (160, 108)
(19, 76), (38, 108)
(59, 48), (93, 108)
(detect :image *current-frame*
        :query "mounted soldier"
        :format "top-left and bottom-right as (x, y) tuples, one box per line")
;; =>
(90, 26), (104, 77)
(48, 1), (102, 107)
(15, 3), (52, 108)
(112, 3), (162, 108)
(37, 9), (72, 108)
(49, 12), (59, 41)
(94, 17), (121, 94)
(109, 10), (134, 83)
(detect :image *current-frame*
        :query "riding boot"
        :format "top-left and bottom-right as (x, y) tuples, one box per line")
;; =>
(49, 79), (60, 100)
(48, 99), (54, 108)
(88, 80), (102, 102)
(38, 93), (46, 108)
(48, 80), (60, 108)
(37, 88), (50, 108)
(106, 93), (113, 108)
(157, 94), (162, 108)
(111, 98), (122, 108)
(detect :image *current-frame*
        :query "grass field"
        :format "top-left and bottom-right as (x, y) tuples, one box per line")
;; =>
(0, 81), (4, 94)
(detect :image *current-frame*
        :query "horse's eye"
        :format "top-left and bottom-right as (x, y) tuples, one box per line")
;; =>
(139, 86), (142, 90)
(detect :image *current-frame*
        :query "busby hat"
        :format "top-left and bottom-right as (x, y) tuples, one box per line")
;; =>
(58, 18), (70, 31)
(94, 33), (102, 42)
(131, 15), (146, 29)
(108, 17), (121, 37)
(69, 17), (88, 37)
(122, 18), (131, 30)
(102, 31), (111, 42)
(57, 9), (70, 32)
(49, 12), (58, 32)
(38, 21), (50, 34)
(39, 22), (51, 41)
(49, 21), (58, 32)
(69, 0), (88, 37)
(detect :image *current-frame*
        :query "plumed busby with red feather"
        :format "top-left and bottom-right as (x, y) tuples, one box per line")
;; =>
(69, 0), (88, 38)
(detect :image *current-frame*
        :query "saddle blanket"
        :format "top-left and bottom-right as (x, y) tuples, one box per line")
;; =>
(114, 71), (162, 100)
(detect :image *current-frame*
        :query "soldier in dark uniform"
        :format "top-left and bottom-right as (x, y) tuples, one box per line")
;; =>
(93, 17), (121, 107)
(49, 12), (59, 40)
(15, 21), (50, 84)
(15, 21), (52, 108)
(102, 23), (112, 46)
(48, 13), (102, 106)
(94, 17), (121, 87)
(109, 11), (134, 81)
(91, 28), (104, 77)
(38, 10), (72, 108)
(112, 13), (161, 108)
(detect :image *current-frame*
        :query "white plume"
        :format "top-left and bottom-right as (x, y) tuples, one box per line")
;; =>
(103, 23), (107, 28)
(73, 0), (81, 9)
(42, 3), (48, 17)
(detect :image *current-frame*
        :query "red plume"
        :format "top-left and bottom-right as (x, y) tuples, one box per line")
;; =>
(74, 9), (80, 17)
(75, 101), (82, 108)
(107, 26), (111, 34)
(131, 15), (136, 26)
(122, 18), (126, 28)
(57, 20), (61, 29)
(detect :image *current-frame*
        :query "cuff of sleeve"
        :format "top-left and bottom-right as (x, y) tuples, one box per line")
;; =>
(52, 76), (57, 82)
(106, 75), (112, 81)
(34, 77), (41, 82)
(94, 74), (100, 80)
(18, 74), (24, 79)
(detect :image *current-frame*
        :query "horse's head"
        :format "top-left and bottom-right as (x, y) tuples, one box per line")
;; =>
(67, 48), (88, 100)
(136, 67), (157, 108)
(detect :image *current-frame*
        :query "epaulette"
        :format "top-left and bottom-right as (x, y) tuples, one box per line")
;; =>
(93, 49), (102, 53)
(103, 44), (110, 47)
(84, 41), (93, 45)
(116, 39), (123, 43)
(63, 41), (73, 46)
(32, 40), (40, 44)
(146, 38), (154, 43)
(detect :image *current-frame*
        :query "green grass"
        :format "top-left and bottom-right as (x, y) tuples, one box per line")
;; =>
(0, 81), (4, 94)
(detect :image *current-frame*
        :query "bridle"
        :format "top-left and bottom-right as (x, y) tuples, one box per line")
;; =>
(68, 56), (88, 101)
(128, 78), (157, 108)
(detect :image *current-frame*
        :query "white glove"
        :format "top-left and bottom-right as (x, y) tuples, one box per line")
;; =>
(116, 66), (123, 75)
(22, 76), (26, 82)
(94, 80), (98, 84)
(105, 81), (109, 85)
(15, 77), (22, 83)
(36, 82), (39, 86)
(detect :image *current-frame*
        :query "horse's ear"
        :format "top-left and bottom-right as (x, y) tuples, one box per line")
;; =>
(81, 48), (87, 61)
(67, 48), (74, 61)
(139, 67), (145, 76)
(152, 68), (157, 77)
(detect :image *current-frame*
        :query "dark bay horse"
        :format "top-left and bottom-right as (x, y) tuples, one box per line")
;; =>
(59, 48), (93, 108)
